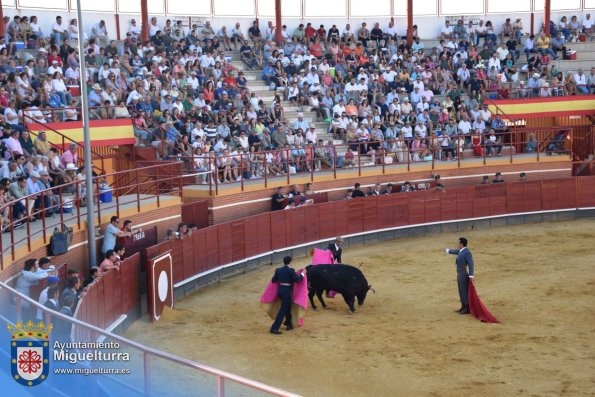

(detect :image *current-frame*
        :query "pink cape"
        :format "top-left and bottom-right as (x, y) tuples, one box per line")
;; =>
(468, 279), (500, 323)
(311, 248), (337, 298)
(260, 269), (308, 327)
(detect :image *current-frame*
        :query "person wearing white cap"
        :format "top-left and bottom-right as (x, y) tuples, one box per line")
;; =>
(293, 112), (309, 132)
(47, 60), (63, 76)
(88, 83), (103, 109)
(527, 73), (541, 97)
(26, 171), (45, 215)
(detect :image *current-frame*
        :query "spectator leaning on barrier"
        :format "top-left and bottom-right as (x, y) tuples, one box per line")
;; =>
(101, 216), (133, 256)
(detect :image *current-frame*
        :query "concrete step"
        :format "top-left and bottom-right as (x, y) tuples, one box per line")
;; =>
(555, 59), (595, 71)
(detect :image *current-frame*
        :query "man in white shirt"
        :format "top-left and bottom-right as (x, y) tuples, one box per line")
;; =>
(457, 64), (470, 88)
(496, 43), (509, 61)
(441, 20), (454, 40)
(51, 16), (68, 43)
(91, 20), (109, 47)
(479, 104), (492, 122)
(458, 115), (472, 137)
(342, 24), (355, 42)
(332, 99), (346, 117)
(149, 17), (160, 37)
(265, 21), (275, 41)
(386, 21), (398, 40)
(574, 69), (588, 94)
(488, 53), (501, 71)
(199, 52), (215, 74)
(128, 19), (141, 39)
(47, 60), (64, 75)
(344, 78), (359, 99)
(582, 13), (593, 36)
(230, 23), (246, 50)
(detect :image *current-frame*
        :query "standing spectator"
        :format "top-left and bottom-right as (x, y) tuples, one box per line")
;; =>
(15, 259), (54, 310)
(101, 216), (133, 256)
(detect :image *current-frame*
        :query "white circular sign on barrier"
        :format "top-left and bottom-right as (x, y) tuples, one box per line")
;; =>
(158, 271), (169, 302)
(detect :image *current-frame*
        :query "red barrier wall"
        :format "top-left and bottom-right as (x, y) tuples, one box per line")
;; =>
(73, 254), (140, 341)
(144, 177), (595, 287)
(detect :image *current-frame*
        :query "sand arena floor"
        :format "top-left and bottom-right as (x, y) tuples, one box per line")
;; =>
(125, 219), (595, 397)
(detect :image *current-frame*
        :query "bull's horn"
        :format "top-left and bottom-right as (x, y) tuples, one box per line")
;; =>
(368, 285), (376, 294)
(358, 262), (363, 268)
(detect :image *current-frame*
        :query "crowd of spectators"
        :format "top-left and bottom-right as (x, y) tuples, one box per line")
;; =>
(0, 12), (594, 216)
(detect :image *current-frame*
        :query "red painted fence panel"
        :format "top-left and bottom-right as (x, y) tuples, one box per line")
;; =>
(193, 229), (208, 273)
(270, 211), (288, 250)
(522, 181), (543, 212)
(577, 176), (595, 207)
(318, 202), (337, 239)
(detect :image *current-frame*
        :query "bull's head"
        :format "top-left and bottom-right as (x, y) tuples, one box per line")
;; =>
(357, 285), (374, 306)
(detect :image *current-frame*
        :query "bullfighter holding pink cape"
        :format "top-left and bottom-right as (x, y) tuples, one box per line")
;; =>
(260, 256), (309, 333)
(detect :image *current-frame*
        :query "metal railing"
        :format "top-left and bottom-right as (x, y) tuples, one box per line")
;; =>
(0, 163), (183, 270)
(0, 280), (301, 397)
(172, 128), (577, 194)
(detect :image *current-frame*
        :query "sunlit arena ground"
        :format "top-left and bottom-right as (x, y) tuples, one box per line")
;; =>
(125, 219), (595, 397)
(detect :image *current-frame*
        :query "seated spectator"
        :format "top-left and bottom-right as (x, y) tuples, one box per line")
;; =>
(100, 249), (119, 273)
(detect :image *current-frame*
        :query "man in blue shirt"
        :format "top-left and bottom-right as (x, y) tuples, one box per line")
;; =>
(88, 84), (103, 107)
(101, 216), (133, 256)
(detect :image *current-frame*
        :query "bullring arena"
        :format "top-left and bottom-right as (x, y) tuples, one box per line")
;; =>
(125, 220), (595, 397)
(0, 1), (595, 396)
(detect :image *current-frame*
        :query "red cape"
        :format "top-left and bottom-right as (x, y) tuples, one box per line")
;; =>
(468, 279), (500, 323)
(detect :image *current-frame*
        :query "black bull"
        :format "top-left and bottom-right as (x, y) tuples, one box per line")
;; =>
(306, 264), (373, 313)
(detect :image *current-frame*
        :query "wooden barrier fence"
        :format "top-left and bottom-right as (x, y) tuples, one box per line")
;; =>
(73, 253), (140, 341)
(145, 176), (595, 286)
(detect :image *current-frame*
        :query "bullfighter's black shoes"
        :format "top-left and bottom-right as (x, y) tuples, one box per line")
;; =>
(459, 305), (470, 314)
(270, 330), (282, 335)
(286, 325), (294, 331)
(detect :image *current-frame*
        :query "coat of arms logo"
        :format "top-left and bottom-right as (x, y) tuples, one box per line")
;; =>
(8, 320), (52, 387)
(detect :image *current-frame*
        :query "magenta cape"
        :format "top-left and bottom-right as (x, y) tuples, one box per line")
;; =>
(468, 279), (500, 323)
(260, 268), (308, 327)
(311, 248), (337, 298)
(312, 248), (334, 265)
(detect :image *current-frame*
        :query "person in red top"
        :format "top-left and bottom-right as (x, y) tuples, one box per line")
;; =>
(317, 25), (327, 44)
(304, 23), (317, 42)
(309, 40), (324, 59)
(47, 50), (63, 67)
(223, 74), (236, 87)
